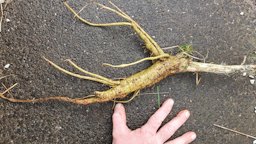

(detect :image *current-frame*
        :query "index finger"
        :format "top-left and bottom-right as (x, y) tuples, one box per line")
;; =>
(142, 99), (174, 133)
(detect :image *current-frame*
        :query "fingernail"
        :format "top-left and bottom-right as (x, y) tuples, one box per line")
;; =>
(115, 103), (122, 108)
(167, 99), (174, 105)
(191, 132), (196, 140)
(184, 110), (190, 118)
(115, 103), (123, 111)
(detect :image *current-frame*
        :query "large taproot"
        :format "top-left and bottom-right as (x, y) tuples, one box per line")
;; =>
(0, 1), (255, 105)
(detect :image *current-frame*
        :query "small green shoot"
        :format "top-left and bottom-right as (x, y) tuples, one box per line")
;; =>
(179, 44), (193, 54)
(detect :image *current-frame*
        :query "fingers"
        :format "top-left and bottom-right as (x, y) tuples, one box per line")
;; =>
(165, 131), (196, 144)
(112, 103), (130, 136)
(115, 103), (127, 124)
(157, 110), (190, 143)
(142, 99), (174, 132)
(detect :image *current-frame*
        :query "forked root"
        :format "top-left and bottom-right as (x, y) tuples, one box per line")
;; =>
(63, 1), (132, 27)
(64, 1), (165, 56)
(43, 57), (120, 87)
(65, 59), (120, 85)
(1, 1), (255, 106)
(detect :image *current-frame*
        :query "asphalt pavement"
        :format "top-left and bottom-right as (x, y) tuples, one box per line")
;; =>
(0, 0), (256, 143)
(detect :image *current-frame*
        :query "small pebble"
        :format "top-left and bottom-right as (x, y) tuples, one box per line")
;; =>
(55, 126), (62, 131)
(254, 107), (256, 113)
(249, 75), (255, 79)
(250, 79), (255, 85)
(6, 18), (10, 22)
(242, 72), (247, 76)
(253, 139), (256, 144)
(4, 64), (10, 69)
(240, 12), (244, 15)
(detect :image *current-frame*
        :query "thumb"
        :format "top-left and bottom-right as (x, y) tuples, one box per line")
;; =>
(112, 104), (130, 135)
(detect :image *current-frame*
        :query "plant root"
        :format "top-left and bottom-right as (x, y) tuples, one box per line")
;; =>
(64, 1), (165, 56)
(64, 1), (132, 27)
(0, 0), (12, 32)
(64, 59), (119, 85)
(103, 54), (169, 68)
(0, 74), (14, 80)
(0, 83), (106, 104)
(195, 72), (201, 85)
(43, 57), (119, 87)
(0, 3), (3, 32)
(112, 90), (140, 103)
(0, 1), (255, 105)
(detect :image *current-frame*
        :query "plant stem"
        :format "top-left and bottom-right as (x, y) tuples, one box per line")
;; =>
(186, 61), (256, 75)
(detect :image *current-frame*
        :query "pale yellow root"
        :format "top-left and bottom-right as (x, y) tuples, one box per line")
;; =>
(74, 4), (88, 18)
(0, 3), (3, 32)
(1, 83), (18, 95)
(103, 54), (170, 68)
(43, 57), (118, 86)
(64, 1), (165, 57)
(0, 74), (14, 80)
(97, 1), (166, 56)
(65, 59), (120, 85)
(108, 1), (131, 18)
(65, 0), (167, 68)
(0, 83), (106, 105)
(112, 90), (140, 103)
(0, 93), (101, 105)
(64, 1), (132, 27)
(195, 72), (201, 85)
(112, 100), (116, 109)
(95, 2), (132, 21)
(1, 83), (14, 97)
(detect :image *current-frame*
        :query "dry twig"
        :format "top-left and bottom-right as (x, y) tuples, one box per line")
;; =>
(214, 124), (256, 139)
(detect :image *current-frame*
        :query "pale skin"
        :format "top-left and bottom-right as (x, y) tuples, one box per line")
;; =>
(112, 99), (196, 144)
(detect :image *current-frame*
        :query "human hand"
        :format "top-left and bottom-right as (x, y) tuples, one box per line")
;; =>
(112, 99), (196, 144)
